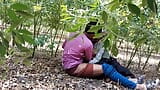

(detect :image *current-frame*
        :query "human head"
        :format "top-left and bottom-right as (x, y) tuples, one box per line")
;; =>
(84, 21), (102, 44)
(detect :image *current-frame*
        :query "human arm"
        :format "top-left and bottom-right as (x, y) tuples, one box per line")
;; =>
(89, 47), (104, 64)
(84, 45), (93, 62)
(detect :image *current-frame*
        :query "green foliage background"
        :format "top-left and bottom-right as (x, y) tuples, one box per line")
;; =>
(0, 0), (159, 64)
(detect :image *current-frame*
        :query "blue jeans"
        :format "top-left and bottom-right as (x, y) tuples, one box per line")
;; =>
(102, 63), (136, 89)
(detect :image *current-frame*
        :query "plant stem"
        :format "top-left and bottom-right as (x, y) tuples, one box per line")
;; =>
(126, 45), (138, 68)
(138, 46), (142, 68)
(142, 46), (153, 70)
(51, 25), (59, 57)
(32, 12), (40, 58)
(54, 25), (65, 57)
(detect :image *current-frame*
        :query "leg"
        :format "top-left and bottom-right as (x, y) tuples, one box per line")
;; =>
(102, 63), (136, 89)
(73, 63), (103, 77)
(99, 57), (135, 78)
(67, 63), (146, 89)
(110, 57), (135, 78)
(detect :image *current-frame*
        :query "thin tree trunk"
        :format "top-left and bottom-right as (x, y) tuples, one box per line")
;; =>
(138, 46), (142, 68)
(51, 25), (59, 57)
(126, 45), (138, 68)
(32, 13), (40, 58)
(142, 47), (153, 70)
(54, 26), (65, 57)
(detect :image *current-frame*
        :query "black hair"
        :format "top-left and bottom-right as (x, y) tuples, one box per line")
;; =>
(84, 21), (102, 34)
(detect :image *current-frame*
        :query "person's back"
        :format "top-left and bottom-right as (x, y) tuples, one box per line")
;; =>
(62, 33), (93, 70)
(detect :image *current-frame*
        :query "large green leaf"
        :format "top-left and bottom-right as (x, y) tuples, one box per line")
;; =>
(147, 0), (157, 13)
(103, 38), (110, 49)
(10, 3), (30, 11)
(7, 9), (18, 22)
(10, 18), (24, 29)
(14, 32), (25, 44)
(128, 3), (140, 16)
(22, 35), (35, 44)
(18, 29), (32, 35)
(109, 0), (120, 11)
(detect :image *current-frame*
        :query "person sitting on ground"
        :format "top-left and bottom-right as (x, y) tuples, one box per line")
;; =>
(62, 21), (146, 90)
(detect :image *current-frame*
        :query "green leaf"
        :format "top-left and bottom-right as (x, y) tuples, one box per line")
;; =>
(88, 25), (103, 33)
(18, 29), (32, 35)
(11, 3), (30, 11)
(0, 31), (9, 48)
(2, 38), (9, 48)
(147, 0), (157, 13)
(124, 0), (132, 3)
(16, 11), (33, 18)
(22, 35), (34, 44)
(0, 31), (3, 37)
(142, 0), (147, 7)
(101, 11), (108, 24)
(61, 16), (73, 21)
(66, 24), (81, 32)
(119, 0), (122, 2)
(94, 33), (106, 39)
(77, 18), (87, 24)
(0, 44), (6, 57)
(10, 18), (24, 29)
(14, 32), (25, 44)
(128, 3), (140, 16)
(88, 2), (98, 8)
(103, 38), (110, 49)
(134, 37), (147, 45)
(111, 43), (118, 56)
(7, 9), (18, 22)
(140, 15), (147, 24)
(108, 0), (120, 11)
(16, 43), (30, 52)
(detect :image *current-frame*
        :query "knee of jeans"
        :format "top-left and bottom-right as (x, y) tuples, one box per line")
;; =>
(102, 63), (116, 76)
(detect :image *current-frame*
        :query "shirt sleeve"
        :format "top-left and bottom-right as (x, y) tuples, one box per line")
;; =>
(84, 45), (93, 61)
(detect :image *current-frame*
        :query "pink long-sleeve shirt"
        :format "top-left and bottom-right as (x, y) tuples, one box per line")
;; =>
(62, 34), (93, 70)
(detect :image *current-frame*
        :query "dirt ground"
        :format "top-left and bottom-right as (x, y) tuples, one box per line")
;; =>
(0, 51), (160, 90)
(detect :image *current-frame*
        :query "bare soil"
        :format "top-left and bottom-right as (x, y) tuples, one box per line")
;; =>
(0, 51), (159, 90)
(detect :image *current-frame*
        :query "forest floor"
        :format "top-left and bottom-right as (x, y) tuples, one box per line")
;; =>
(0, 51), (160, 90)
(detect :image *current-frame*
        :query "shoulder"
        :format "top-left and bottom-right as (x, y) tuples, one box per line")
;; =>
(82, 34), (93, 48)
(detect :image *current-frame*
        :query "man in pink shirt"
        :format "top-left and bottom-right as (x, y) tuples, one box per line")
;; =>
(62, 21), (146, 90)
(62, 33), (93, 70)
